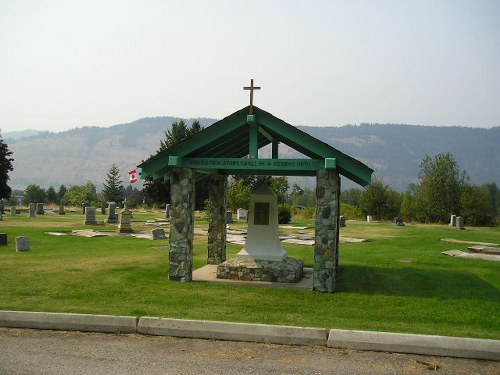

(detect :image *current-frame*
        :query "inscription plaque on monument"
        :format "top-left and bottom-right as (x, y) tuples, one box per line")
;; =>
(254, 202), (270, 225)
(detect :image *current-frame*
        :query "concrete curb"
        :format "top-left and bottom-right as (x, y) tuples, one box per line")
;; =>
(0, 310), (137, 334)
(137, 317), (327, 346)
(0, 310), (498, 360)
(328, 329), (500, 361)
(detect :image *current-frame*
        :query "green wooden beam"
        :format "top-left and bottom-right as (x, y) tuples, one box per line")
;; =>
(272, 141), (279, 159)
(248, 115), (258, 158)
(168, 157), (335, 172)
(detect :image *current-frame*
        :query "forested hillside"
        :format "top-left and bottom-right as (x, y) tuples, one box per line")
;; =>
(5, 118), (499, 192)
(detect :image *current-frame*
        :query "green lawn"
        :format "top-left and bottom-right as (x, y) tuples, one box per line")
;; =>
(0, 209), (499, 339)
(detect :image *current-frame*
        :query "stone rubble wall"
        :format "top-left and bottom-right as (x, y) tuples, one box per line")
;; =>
(314, 169), (340, 293)
(207, 175), (227, 265)
(169, 168), (195, 282)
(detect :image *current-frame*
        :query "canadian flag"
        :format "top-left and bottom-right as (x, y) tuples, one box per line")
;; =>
(128, 169), (138, 184)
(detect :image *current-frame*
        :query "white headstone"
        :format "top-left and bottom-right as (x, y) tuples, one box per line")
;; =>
(449, 214), (457, 227)
(367, 215), (373, 223)
(339, 215), (346, 227)
(237, 208), (248, 221)
(237, 184), (287, 261)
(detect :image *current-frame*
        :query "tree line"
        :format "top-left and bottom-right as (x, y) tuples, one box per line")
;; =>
(1, 126), (498, 226)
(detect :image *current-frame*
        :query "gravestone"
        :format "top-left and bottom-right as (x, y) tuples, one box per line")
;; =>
(15, 236), (30, 252)
(152, 228), (167, 240)
(165, 204), (170, 219)
(367, 215), (373, 223)
(117, 202), (133, 233)
(226, 210), (233, 224)
(0, 203), (4, 214)
(339, 215), (346, 227)
(106, 202), (118, 224)
(84, 207), (98, 225)
(456, 216), (465, 230)
(395, 216), (405, 226)
(36, 203), (44, 215)
(449, 215), (457, 227)
(217, 184), (303, 283)
(237, 208), (248, 221)
(28, 203), (36, 218)
(58, 204), (65, 215)
(10, 206), (17, 216)
(0, 233), (7, 246)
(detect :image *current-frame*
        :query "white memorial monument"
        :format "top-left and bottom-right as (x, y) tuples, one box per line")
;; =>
(217, 184), (303, 283)
(237, 184), (287, 261)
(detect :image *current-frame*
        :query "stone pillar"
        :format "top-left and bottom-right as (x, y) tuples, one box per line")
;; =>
(169, 168), (195, 282)
(207, 175), (227, 265)
(314, 169), (340, 293)
(10, 206), (17, 216)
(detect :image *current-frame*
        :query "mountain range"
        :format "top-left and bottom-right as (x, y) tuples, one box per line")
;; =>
(4, 116), (499, 192)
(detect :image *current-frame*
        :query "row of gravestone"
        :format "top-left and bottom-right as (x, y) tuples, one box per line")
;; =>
(83, 203), (118, 225)
(0, 234), (31, 251)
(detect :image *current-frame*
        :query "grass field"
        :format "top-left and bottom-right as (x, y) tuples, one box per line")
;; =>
(0, 208), (499, 339)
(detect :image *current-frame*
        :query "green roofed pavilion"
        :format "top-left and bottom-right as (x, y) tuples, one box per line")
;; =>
(138, 104), (373, 293)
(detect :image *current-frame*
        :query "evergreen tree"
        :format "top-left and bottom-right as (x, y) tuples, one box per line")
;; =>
(0, 131), (14, 200)
(158, 120), (202, 152)
(102, 163), (124, 203)
(46, 186), (57, 204)
(145, 120), (204, 207)
(57, 185), (67, 204)
(414, 153), (468, 223)
(360, 177), (401, 220)
(23, 184), (46, 204)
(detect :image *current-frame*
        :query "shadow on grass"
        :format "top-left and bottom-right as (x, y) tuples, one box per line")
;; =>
(336, 265), (500, 301)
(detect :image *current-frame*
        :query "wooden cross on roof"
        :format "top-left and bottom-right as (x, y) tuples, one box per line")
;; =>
(243, 79), (261, 114)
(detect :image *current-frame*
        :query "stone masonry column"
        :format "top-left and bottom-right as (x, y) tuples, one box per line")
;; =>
(314, 169), (340, 293)
(169, 168), (196, 282)
(207, 174), (227, 265)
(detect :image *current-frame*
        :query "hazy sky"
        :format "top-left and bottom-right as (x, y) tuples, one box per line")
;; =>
(1, 0), (499, 133)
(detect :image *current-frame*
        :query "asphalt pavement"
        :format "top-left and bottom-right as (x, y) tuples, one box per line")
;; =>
(1, 328), (498, 375)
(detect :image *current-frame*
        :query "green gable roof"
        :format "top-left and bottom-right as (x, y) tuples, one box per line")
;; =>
(138, 106), (373, 187)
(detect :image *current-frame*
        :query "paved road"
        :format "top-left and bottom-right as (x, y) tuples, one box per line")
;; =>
(0, 328), (498, 375)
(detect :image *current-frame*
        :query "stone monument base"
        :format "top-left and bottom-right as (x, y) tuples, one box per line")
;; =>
(216, 256), (303, 283)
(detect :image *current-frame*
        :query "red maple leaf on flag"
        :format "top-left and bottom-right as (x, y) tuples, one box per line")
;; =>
(128, 169), (138, 184)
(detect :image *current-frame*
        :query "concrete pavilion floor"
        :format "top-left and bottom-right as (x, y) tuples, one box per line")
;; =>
(193, 265), (313, 290)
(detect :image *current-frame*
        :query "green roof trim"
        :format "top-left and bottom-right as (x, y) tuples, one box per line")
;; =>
(138, 106), (373, 187)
